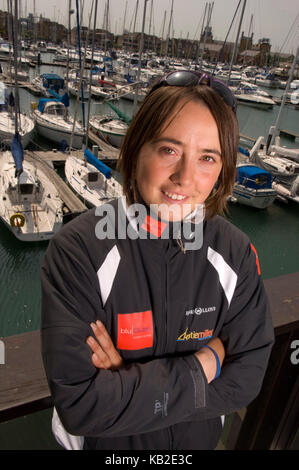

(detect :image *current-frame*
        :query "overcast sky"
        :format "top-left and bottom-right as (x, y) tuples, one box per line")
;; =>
(4, 0), (299, 54)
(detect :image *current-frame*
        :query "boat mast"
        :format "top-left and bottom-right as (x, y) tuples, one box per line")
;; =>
(227, 0), (247, 84)
(85, 0), (98, 150)
(122, 0), (128, 36)
(165, 0), (174, 59)
(132, 0), (149, 116)
(11, 0), (20, 135)
(66, 0), (73, 94)
(268, 46), (299, 151)
(198, 2), (208, 67)
(242, 13), (253, 65)
(75, 0), (85, 126)
(160, 10), (166, 56)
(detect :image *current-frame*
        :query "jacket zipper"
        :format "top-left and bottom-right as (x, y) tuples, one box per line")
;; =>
(164, 259), (168, 354)
(162, 241), (170, 355)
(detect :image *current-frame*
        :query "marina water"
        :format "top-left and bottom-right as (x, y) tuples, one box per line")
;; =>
(0, 55), (298, 448)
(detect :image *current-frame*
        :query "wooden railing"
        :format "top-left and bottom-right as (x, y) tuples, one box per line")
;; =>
(0, 272), (299, 449)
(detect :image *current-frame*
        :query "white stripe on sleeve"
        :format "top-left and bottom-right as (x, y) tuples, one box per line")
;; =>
(97, 245), (121, 306)
(207, 247), (237, 307)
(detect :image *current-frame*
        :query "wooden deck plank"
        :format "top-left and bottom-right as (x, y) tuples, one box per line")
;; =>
(0, 330), (52, 422)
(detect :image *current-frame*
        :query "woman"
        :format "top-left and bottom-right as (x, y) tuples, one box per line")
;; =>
(41, 71), (274, 450)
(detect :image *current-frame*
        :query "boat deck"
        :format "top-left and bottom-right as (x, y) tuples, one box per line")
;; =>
(25, 150), (87, 216)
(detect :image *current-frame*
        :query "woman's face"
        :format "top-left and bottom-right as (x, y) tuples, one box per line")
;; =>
(135, 100), (223, 222)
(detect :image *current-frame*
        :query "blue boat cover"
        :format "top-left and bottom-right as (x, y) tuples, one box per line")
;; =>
(126, 74), (134, 84)
(11, 132), (24, 176)
(42, 73), (64, 92)
(238, 146), (250, 156)
(48, 88), (61, 99)
(84, 149), (112, 179)
(37, 98), (61, 113)
(236, 165), (272, 189)
(47, 89), (70, 108)
(61, 92), (70, 108)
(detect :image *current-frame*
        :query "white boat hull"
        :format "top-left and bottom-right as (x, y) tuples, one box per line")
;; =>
(94, 129), (124, 148)
(68, 86), (89, 100)
(34, 117), (83, 149)
(0, 112), (35, 148)
(0, 216), (62, 241)
(232, 185), (277, 209)
(89, 117), (128, 148)
(65, 155), (123, 208)
(236, 96), (274, 110)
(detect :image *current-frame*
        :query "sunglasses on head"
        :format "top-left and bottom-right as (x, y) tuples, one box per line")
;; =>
(149, 70), (237, 114)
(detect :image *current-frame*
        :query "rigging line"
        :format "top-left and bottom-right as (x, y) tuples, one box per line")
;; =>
(212, 0), (242, 75)
(278, 11), (299, 55)
(85, 0), (97, 149)
(192, 9), (205, 42)
(70, 0), (85, 151)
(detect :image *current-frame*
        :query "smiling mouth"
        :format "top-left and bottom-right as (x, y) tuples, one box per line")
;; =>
(162, 190), (189, 201)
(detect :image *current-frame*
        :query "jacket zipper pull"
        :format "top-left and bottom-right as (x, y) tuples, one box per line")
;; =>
(177, 238), (186, 254)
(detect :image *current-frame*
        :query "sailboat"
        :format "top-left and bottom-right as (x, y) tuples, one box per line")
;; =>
(89, 102), (131, 148)
(0, 83), (34, 148)
(250, 136), (299, 204)
(249, 47), (299, 204)
(64, 149), (123, 208)
(0, 135), (64, 241)
(31, 96), (84, 149)
(31, 73), (65, 97)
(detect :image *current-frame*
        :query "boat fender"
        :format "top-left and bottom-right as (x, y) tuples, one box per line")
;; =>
(10, 213), (25, 228)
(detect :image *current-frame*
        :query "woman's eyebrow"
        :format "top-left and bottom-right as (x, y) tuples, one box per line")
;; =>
(201, 148), (222, 158)
(151, 137), (183, 146)
(151, 138), (221, 157)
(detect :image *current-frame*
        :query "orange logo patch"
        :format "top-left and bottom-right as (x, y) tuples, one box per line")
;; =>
(117, 311), (154, 350)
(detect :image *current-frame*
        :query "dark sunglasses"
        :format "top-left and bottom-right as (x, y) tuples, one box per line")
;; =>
(149, 70), (237, 113)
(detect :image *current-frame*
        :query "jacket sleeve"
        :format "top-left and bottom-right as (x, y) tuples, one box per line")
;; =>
(184, 242), (275, 422)
(40, 231), (208, 438)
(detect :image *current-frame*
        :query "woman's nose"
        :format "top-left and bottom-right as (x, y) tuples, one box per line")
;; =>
(170, 156), (194, 187)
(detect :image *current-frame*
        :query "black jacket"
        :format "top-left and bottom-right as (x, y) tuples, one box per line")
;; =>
(40, 197), (274, 450)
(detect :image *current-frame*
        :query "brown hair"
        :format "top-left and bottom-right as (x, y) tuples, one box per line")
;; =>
(118, 85), (239, 219)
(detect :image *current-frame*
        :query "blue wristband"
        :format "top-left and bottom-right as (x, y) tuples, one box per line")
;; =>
(201, 345), (221, 381)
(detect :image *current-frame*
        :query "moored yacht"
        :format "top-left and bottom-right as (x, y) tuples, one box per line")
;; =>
(31, 98), (84, 149)
(231, 162), (277, 209)
(232, 82), (275, 109)
(250, 136), (299, 204)
(65, 149), (123, 208)
(0, 84), (34, 148)
(89, 115), (128, 148)
(0, 150), (64, 241)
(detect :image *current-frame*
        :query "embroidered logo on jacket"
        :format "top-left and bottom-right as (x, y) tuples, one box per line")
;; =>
(177, 327), (213, 341)
(117, 311), (153, 350)
(185, 306), (216, 316)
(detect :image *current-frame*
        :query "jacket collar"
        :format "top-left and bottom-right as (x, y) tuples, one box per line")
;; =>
(119, 196), (205, 251)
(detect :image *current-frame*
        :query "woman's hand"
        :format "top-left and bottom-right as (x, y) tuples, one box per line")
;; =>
(86, 320), (123, 370)
(194, 337), (225, 384)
